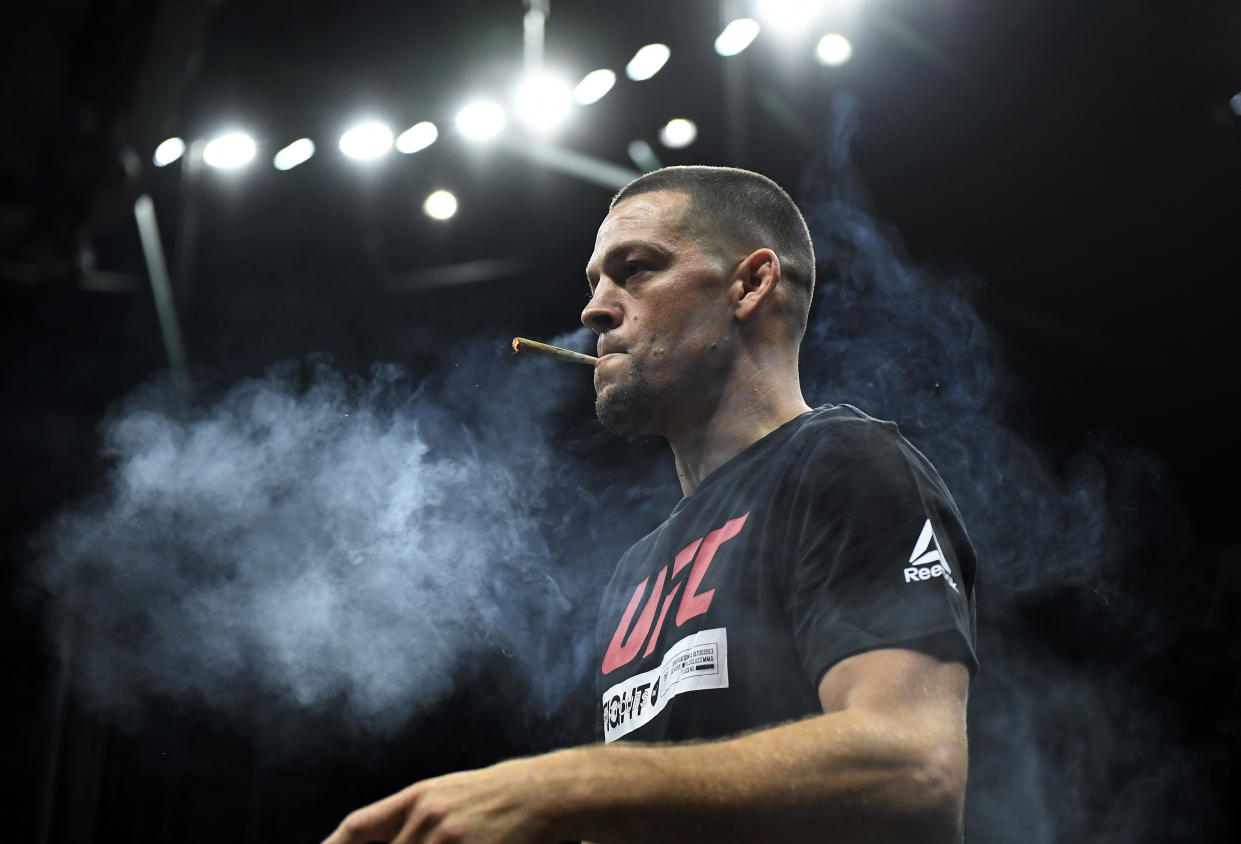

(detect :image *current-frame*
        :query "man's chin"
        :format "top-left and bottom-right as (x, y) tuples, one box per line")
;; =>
(595, 383), (656, 436)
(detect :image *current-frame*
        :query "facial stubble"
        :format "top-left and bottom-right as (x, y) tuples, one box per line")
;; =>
(595, 358), (662, 436)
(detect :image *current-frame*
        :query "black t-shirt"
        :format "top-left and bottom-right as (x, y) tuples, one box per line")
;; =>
(596, 405), (977, 744)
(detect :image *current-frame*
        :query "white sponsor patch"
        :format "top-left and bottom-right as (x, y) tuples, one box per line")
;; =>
(903, 518), (960, 593)
(601, 627), (729, 743)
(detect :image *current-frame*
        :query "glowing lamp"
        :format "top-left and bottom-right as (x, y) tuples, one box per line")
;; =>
(273, 138), (315, 171)
(574, 69), (616, 105)
(456, 101), (506, 141)
(153, 137), (186, 167)
(515, 75), (574, 135)
(396, 122), (438, 154)
(815, 33), (853, 66)
(715, 19), (760, 56)
(626, 44), (670, 81)
(202, 132), (256, 169)
(658, 118), (698, 149)
(424, 190), (458, 220)
(339, 122), (394, 160)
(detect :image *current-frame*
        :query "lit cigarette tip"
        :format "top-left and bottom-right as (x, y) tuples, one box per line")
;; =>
(511, 337), (599, 366)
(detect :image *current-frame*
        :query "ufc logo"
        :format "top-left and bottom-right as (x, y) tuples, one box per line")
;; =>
(601, 512), (749, 675)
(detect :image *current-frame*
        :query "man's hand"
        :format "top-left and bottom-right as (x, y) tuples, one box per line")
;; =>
(321, 756), (563, 844)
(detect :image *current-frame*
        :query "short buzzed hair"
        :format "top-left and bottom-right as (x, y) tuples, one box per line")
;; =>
(611, 166), (816, 334)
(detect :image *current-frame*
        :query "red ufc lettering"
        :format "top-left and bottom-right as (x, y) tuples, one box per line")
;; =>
(600, 566), (667, 675)
(601, 512), (749, 675)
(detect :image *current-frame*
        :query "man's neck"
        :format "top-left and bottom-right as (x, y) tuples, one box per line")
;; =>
(667, 377), (811, 498)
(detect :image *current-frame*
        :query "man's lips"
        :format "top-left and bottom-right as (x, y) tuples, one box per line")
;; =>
(595, 342), (626, 364)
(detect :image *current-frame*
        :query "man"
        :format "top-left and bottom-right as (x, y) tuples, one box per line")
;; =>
(324, 166), (977, 844)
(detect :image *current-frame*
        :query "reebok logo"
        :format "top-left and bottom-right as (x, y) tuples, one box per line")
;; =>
(601, 512), (750, 676)
(903, 518), (960, 593)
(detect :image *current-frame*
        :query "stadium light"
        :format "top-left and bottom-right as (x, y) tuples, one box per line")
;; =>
(626, 44), (670, 81)
(396, 121), (438, 154)
(273, 138), (315, 171)
(424, 190), (458, 220)
(658, 118), (698, 149)
(456, 100), (507, 141)
(515, 74), (574, 135)
(1230, 93), (1241, 117)
(815, 33), (853, 66)
(757, 0), (826, 36)
(202, 132), (256, 169)
(574, 69), (616, 105)
(715, 19), (760, 56)
(339, 121), (394, 160)
(153, 137), (186, 167)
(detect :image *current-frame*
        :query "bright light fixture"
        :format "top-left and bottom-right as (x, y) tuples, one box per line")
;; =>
(396, 121), (438, 154)
(715, 19), (760, 56)
(339, 121), (394, 160)
(659, 118), (698, 149)
(515, 75), (574, 135)
(455, 100), (506, 141)
(757, 0), (825, 35)
(424, 190), (458, 220)
(815, 33), (853, 66)
(573, 69), (616, 105)
(626, 43), (670, 81)
(202, 132), (256, 169)
(273, 138), (315, 171)
(153, 137), (186, 167)
(1230, 93), (1241, 117)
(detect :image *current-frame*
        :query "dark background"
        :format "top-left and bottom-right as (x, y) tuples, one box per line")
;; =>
(3, 1), (1239, 841)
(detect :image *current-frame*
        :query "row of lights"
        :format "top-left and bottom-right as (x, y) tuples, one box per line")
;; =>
(150, 8), (857, 220)
(715, 17), (853, 66)
(151, 131), (459, 218)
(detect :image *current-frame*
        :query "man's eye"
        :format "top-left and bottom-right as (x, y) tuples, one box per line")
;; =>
(625, 261), (648, 276)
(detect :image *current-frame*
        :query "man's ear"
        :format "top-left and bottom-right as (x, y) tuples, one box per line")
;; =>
(733, 248), (781, 323)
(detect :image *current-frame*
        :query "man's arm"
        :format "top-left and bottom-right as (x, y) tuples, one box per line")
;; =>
(323, 646), (969, 844)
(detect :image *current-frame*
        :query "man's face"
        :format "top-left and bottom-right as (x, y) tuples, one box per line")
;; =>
(582, 190), (737, 436)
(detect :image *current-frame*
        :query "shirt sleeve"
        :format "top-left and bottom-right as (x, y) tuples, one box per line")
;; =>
(786, 417), (978, 688)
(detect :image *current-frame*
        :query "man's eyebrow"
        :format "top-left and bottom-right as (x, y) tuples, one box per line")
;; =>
(585, 240), (667, 287)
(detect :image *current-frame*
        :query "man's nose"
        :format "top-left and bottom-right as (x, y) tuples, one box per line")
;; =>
(581, 284), (621, 334)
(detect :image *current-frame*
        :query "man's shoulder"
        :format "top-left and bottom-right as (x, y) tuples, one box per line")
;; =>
(798, 403), (899, 433)
(615, 406), (913, 561)
(784, 405), (951, 507)
(785, 404), (907, 458)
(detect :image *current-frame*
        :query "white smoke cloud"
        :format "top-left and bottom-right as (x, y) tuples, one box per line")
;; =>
(30, 350), (638, 739)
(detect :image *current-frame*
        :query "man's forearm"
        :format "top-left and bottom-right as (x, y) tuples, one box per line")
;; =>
(322, 652), (969, 844)
(535, 705), (966, 844)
